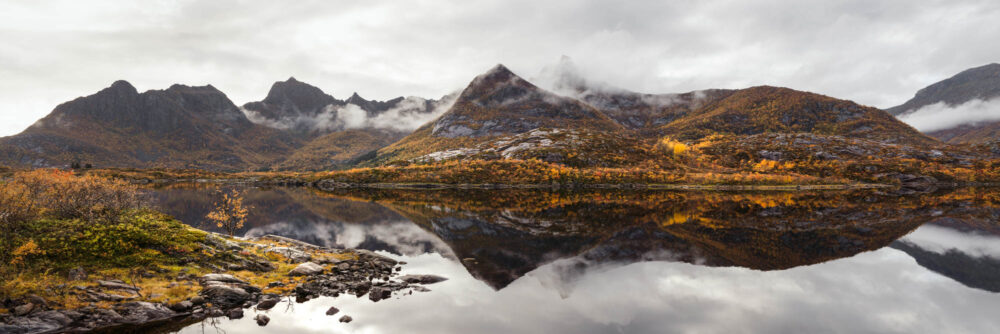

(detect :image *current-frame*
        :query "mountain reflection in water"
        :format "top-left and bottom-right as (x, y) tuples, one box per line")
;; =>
(145, 185), (1000, 333)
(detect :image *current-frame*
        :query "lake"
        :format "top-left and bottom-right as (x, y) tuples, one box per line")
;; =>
(143, 185), (1000, 334)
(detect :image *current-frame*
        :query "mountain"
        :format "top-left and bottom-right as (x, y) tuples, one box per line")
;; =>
(372, 62), (941, 170)
(888, 64), (1000, 115)
(0, 78), (449, 171)
(888, 63), (1000, 144)
(241, 77), (345, 133)
(238, 78), (448, 169)
(372, 64), (627, 163)
(0, 81), (300, 170)
(660, 86), (938, 145)
(532, 58), (930, 145)
(242, 78), (444, 136)
(534, 56), (734, 136)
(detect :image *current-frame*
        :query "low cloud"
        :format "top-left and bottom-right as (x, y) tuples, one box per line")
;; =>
(360, 94), (458, 131)
(897, 98), (1000, 132)
(243, 93), (457, 133)
(242, 106), (341, 132)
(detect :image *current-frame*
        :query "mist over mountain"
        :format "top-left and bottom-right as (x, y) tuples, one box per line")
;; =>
(0, 61), (989, 173)
(891, 63), (1000, 144)
(242, 78), (453, 135)
(532, 56), (731, 135)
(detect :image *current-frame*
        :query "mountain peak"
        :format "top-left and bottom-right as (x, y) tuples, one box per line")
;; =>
(478, 64), (518, 81)
(464, 64), (535, 95)
(103, 80), (139, 96)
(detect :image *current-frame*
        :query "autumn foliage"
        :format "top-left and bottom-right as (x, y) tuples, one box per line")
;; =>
(0, 169), (143, 231)
(206, 189), (250, 236)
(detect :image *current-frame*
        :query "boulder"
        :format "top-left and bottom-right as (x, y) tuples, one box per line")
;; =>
(168, 301), (193, 312)
(200, 285), (250, 308)
(256, 295), (280, 310)
(114, 302), (174, 324)
(14, 303), (36, 316)
(67, 267), (87, 281)
(339, 315), (353, 323)
(368, 287), (391, 302)
(325, 306), (340, 316)
(288, 262), (324, 276)
(266, 247), (312, 263)
(97, 280), (140, 292)
(226, 309), (244, 320)
(254, 314), (270, 326)
(199, 274), (247, 286)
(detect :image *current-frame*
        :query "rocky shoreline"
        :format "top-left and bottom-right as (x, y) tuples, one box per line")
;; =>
(0, 234), (446, 334)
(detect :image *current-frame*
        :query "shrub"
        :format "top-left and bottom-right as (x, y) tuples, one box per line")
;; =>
(0, 169), (145, 226)
(206, 189), (250, 236)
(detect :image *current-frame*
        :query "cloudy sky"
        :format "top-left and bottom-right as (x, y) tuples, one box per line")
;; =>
(2, 0), (999, 136)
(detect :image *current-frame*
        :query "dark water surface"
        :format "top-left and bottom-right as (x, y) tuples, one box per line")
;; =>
(145, 185), (1000, 334)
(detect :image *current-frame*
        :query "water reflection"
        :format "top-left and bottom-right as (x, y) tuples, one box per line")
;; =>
(143, 185), (1000, 333)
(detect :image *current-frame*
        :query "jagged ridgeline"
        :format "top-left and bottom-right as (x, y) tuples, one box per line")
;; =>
(0, 62), (996, 179)
(0, 78), (446, 171)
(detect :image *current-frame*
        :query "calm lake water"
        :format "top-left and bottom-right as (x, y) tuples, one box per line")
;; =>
(144, 185), (1000, 334)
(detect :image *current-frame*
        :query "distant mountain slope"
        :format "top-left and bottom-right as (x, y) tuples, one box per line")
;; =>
(275, 129), (407, 171)
(889, 63), (1000, 144)
(888, 63), (1000, 115)
(661, 86), (938, 146)
(0, 81), (300, 170)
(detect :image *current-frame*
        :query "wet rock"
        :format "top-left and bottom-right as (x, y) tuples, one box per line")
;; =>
(339, 315), (353, 323)
(168, 301), (193, 312)
(0, 310), (73, 333)
(267, 247), (312, 263)
(207, 308), (225, 317)
(326, 306), (340, 316)
(114, 302), (174, 324)
(254, 314), (270, 326)
(200, 285), (250, 308)
(368, 287), (391, 302)
(257, 295), (280, 310)
(397, 274), (448, 285)
(226, 309), (244, 320)
(67, 267), (87, 281)
(289, 262), (324, 276)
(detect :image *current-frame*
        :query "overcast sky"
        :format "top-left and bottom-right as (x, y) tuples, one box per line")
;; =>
(2, 0), (999, 136)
